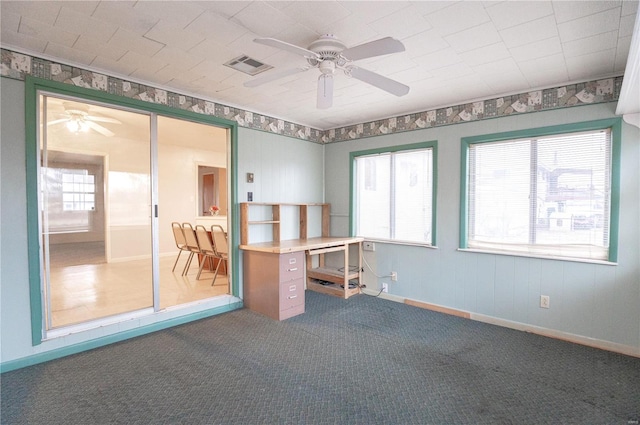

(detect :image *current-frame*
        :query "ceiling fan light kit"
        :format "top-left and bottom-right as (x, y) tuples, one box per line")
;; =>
(47, 102), (120, 137)
(244, 34), (409, 109)
(65, 115), (90, 133)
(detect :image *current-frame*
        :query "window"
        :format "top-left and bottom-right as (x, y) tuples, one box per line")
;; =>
(352, 142), (437, 245)
(42, 166), (97, 233)
(62, 171), (95, 211)
(461, 119), (621, 262)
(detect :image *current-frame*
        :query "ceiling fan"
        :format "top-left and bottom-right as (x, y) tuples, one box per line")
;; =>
(47, 102), (121, 137)
(244, 34), (410, 109)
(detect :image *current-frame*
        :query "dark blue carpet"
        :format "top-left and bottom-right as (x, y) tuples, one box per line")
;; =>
(2, 291), (639, 424)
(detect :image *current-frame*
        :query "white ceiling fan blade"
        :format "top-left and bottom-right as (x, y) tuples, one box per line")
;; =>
(317, 74), (333, 109)
(253, 37), (320, 59)
(341, 37), (405, 62)
(87, 115), (121, 124)
(349, 67), (410, 97)
(85, 120), (114, 137)
(244, 67), (309, 88)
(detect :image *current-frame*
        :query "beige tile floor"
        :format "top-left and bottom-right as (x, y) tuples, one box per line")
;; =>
(49, 250), (229, 328)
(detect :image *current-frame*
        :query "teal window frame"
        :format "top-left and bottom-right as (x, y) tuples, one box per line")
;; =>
(350, 141), (438, 246)
(459, 118), (622, 263)
(25, 76), (239, 346)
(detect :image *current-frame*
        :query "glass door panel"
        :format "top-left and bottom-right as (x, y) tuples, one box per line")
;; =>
(157, 116), (230, 308)
(40, 94), (153, 329)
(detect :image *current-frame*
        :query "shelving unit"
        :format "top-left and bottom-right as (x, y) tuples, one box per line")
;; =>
(239, 202), (329, 246)
(239, 202), (363, 313)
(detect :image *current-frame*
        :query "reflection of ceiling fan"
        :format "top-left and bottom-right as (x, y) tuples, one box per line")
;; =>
(48, 102), (121, 137)
(244, 34), (410, 109)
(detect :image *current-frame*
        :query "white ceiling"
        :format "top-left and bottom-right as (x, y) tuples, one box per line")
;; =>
(2, 1), (638, 130)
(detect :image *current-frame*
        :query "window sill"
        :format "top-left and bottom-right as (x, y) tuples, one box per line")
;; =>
(362, 238), (438, 249)
(457, 248), (617, 266)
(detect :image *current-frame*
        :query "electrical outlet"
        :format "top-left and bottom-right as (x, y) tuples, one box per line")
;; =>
(381, 283), (388, 293)
(391, 271), (397, 281)
(363, 241), (375, 251)
(540, 295), (550, 309)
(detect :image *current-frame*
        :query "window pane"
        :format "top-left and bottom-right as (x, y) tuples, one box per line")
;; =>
(394, 150), (432, 243)
(355, 146), (434, 245)
(466, 128), (611, 261)
(357, 155), (390, 239)
(535, 132), (609, 247)
(470, 140), (530, 244)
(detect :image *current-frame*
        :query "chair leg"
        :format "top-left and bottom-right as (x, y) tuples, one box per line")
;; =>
(171, 250), (183, 272)
(211, 259), (222, 286)
(196, 255), (207, 280)
(182, 252), (194, 276)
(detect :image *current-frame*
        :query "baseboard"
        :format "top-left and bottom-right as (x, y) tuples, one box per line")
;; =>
(471, 313), (640, 359)
(404, 298), (471, 319)
(370, 293), (640, 359)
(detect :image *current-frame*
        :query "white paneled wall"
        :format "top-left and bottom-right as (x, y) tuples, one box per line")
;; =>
(237, 127), (324, 243)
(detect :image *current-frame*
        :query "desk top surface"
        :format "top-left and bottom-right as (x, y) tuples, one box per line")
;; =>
(240, 236), (364, 254)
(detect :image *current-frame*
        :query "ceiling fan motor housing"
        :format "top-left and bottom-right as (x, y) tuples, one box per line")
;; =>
(307, 34), (346, 67)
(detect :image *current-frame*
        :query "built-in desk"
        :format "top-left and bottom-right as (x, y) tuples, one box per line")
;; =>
(239, 202), (363, 320)
(241, 237), (363, 320)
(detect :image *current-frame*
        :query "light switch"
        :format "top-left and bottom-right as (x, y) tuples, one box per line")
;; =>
(247, 172), (254, 183)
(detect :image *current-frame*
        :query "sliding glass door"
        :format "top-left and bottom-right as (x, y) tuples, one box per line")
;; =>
(38, 93), (231, 332)
(40, 94), (153, 329)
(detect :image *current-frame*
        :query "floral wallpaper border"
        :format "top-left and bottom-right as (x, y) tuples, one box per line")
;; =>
(1, 48), (323, 143)
(1, 48), (622, 145)
(325, 77), (622, 143)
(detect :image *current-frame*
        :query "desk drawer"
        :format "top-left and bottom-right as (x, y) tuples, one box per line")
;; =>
(279, 252), (304, 281)
(279, 302), (304, 320)
(280, 278), (304, 310)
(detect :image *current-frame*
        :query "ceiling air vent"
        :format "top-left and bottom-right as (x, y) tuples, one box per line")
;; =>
(224, 55), (273, 76)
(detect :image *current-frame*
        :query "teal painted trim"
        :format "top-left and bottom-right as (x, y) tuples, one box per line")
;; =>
(229, 123), (241, 295)
(431, 142), (438, 246)
(349, 151), (356, 237)
(24, 76), (240, 347)
(607, 118), (622, 262)
(349, 141), (438, 245)
(460, 119), (621, 145)
(459, 138), (469, 249)
(25, 77), (43, 345)
(0, 301), (243, 373)
(27, 76), (237, 128)
(459, 118), (622, 262)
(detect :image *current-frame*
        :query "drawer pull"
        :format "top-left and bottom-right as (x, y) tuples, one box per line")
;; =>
(288, 267), (298, 272)
(288, 295), (297, 299)
(289, 285), (297, 291)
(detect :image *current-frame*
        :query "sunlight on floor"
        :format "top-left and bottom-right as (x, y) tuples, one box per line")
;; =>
(49, 255), (229, 328)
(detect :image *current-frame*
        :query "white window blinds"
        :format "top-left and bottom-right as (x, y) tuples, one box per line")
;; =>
(467, 129), (612, 261)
